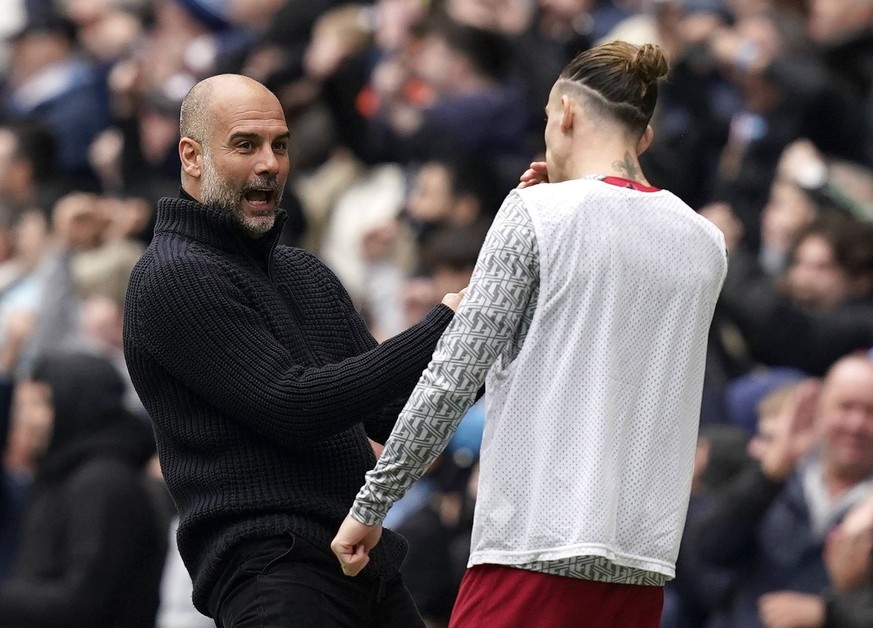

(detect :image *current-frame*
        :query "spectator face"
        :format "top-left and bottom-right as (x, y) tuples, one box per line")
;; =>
(785, 233), (852, 311)
(413, 34), (458, 96)
(80, 296), (124, 351)
(375, 0), (426, 51)
(198, 84), (291, 237)
(407, 163), (453, 223)
(447, 0), (533, 34)
(808, 0), (873, 43)
(401, 277), (439, 328)
(14, 210), (48, 268)
(139, 107), (180, 167)
(52, 193), (108, 250)
(747, 410), (782, 461)
(538, 0), (592, 24)
(8, 25), (74, 83)
(6, 380), (53, 471)
(820, 358), (873, 482)
(447, 0), (502, 30)
(0, 129), (28, 203)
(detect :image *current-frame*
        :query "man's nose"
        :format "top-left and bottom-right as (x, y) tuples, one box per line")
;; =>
(255, 144), (280, 176)
(844, 408), (873, 434)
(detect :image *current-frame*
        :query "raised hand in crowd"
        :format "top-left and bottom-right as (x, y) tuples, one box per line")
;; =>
(757, 486), (873, 628)
(758, 589), (825, 628)
(825, 488), (873, 592)
(758, 378), (821, 482)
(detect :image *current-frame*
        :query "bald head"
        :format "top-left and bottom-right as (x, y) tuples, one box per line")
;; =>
(180, 74), (280, 145)
(819, 353), (873, 481)
(177, 74), (290, 237)
(820, 354), (873, 416)
(823, 354), (873, 387)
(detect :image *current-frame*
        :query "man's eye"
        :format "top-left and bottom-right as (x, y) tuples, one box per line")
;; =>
(273, 142), (288, 152)
(237, 141), (253, 150)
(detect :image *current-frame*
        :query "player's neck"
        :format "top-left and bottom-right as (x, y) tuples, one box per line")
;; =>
(563, 144), (649, 186)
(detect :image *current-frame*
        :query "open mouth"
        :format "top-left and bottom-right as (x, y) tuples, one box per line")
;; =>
(243, 189), (275, 207)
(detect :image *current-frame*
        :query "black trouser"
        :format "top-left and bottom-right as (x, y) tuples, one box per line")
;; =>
(207, 535), (425, 628)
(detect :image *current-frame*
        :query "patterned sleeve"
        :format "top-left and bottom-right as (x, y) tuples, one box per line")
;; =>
(351, 191), (540, 525)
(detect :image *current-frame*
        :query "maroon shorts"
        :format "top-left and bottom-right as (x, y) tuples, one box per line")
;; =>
(448, 564), (664, 628)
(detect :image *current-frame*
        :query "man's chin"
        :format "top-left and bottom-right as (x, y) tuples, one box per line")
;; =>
(236, 213), (276, 238)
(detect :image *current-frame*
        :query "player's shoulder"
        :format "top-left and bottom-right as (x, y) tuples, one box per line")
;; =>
(513, 179), (605, 222)
(515, 177), (604, 205)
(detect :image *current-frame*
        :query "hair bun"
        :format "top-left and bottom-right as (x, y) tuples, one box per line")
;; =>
(628, 43), (669, 85)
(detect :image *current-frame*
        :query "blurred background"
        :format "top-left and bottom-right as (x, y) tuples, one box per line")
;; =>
(0, 0), (872, 627)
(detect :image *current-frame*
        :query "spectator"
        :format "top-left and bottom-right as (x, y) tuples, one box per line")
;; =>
(0, 349), (167, 628)
(756, 139), (822, 275)
(403, 154), (503, 246)
(718, 211), (873, 375)
(708, 5), (863, 249)
(0, 11), (111, 185)
(662, 422), (750, 628)
(810, 0), (873, 167)
(0, 122), (69, 217)
(0, 210), (49, 369)
(0, 0), (868, 622)
(371, 14), (539, 190)
(692, 355), (873, 627)
(817, 487), (873, 627)
(0, 349), (23, 582)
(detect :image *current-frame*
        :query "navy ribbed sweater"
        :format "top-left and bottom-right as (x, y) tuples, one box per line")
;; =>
(123, 197), (453, 613)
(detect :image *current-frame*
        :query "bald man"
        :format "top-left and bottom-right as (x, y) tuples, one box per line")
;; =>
(123, 74), (463, 627)
(694, 354), (873, 628)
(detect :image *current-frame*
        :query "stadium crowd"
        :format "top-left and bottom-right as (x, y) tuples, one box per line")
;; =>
(0, 0), (871, 626)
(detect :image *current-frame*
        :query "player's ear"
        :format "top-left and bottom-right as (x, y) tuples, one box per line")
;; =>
(560, 95), (574, 134)
(637, 125), (654, 156)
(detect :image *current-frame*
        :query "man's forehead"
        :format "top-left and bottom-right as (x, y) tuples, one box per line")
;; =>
(213, 100), (289, 138)
(825, 360), (873, 398)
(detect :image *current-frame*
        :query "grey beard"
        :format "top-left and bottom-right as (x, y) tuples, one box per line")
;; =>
(200, 154), (281, 238)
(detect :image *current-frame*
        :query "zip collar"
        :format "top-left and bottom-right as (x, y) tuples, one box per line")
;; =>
(154, 195), (288, 276)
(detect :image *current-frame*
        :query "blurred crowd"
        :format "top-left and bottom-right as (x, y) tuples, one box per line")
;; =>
(0, 0), (870, 626)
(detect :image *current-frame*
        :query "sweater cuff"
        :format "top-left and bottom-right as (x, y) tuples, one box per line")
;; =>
(425, 303), (455, 326)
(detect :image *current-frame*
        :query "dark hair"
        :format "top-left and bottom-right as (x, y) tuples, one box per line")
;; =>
(421, 16), (512, 82)
(438, 152), (504, 219)
(420, 224), (488, 274)
(8, 121), (58, 180)
(559, 41), (669, 134)
(789, 211), (873, 280)
(10, 11), (78, 43)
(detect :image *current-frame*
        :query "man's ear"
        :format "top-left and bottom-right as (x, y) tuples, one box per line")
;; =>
(560, 95), (575, 134)
(637, 125), (654, 156)
(179, 137), (203, 178)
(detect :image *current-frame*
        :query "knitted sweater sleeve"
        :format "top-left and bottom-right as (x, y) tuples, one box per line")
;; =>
(127, 251), (454, 447)
(304, 249), (442, 445)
